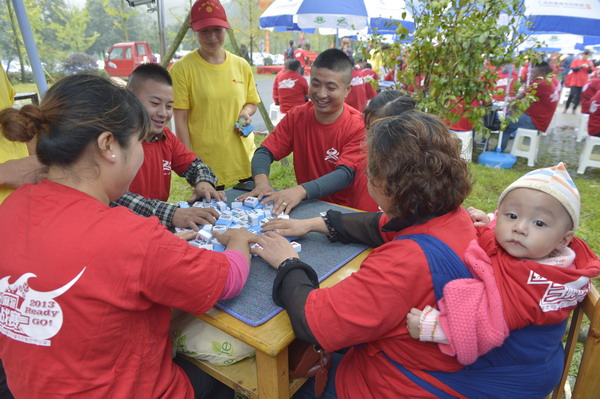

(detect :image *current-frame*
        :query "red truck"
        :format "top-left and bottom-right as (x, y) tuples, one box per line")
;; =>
(104, 41), (157, 78)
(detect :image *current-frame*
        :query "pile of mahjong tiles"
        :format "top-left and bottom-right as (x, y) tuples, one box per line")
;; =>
(176, 196), (301, 255)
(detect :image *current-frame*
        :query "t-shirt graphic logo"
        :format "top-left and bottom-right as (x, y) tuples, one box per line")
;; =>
(324, 147), (339, 164)
(350, 76), (364, 87)
(163, 160), (172, 176)
(527, 270), (589, 312)
(0, 268), (85, 346)
(279, 78), (298, 89)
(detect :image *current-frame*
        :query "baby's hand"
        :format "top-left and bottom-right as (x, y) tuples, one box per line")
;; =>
(467, 207), (490, 226)
(406, 308), (423, 339)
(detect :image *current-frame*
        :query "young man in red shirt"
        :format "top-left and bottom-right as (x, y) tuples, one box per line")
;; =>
(272, 58), (308, 114)
(240, 49), (367, 215)
(111, 63), (225, 231)
(501, 61), (560, 151)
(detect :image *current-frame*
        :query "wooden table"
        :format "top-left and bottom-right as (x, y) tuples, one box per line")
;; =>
(185, 248), (372, 399)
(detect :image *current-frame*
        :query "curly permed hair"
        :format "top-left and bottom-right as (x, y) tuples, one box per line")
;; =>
(367, 110), (472, 221)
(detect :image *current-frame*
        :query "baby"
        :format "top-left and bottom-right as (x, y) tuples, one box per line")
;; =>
(407, 162), (600, 365)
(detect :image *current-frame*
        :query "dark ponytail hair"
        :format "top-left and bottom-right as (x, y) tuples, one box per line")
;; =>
(0, 74), (150, 166)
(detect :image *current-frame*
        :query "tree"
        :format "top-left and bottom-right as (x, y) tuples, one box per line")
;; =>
(230, 0), (265, 64)
(49, 3), (98, 54)
(363, 0), (543, 131)
(102, 0), (137, 42)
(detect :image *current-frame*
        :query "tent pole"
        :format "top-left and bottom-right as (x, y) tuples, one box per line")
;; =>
(11, 0), (48, 98)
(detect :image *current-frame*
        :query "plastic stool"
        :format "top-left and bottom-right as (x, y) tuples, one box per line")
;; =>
(543, 110), (558, 136)
(450, 130), (473, 162)
(577, 135), (600, 174)
(510, 128), (540, 167)
(577, 114), (589, 143)
(269, 103), (281, 125)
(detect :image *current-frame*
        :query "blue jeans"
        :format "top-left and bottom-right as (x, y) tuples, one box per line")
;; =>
(292, 352), (344, 399)
(501, 112), (537, 152)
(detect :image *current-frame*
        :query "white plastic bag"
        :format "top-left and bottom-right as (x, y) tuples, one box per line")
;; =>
(171, 313), (255, 366)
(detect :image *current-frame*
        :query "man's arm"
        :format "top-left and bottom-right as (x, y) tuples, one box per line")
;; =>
(0, 156), (44, 188)
(111, 191), (219, 229)
(273, 77), (280, 105)
(182, 158), (218, 189)
(173, 108), (192, 150)
(301, 166), (355, 200)
(111, 192), (178, 226)
(237, 146), (275, 201)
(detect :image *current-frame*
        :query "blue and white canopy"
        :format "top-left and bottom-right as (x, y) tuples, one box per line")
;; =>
(259, 0), (413, 33)
(525, 0), (600, 37)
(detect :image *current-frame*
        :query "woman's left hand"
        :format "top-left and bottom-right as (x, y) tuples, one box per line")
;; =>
(249, 232), (298, 268)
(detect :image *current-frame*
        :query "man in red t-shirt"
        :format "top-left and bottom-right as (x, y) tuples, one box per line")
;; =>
(272, 59), (308, 114)
(111, 63), (225, 230)
(501, 62), (560, 151)
(345, 67), (377, 112)
(588, 90), (600, 136)
(564, 50), (594, 114)
(240, 49), (367, 215)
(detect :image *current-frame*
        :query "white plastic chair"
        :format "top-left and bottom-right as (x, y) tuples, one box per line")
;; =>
(577, 114), (590, 143)
(577, 135), (600, 174)
(510, 128), (540, 167)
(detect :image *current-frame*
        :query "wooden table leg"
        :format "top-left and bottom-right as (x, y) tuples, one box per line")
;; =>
(256, 348), (289, 399)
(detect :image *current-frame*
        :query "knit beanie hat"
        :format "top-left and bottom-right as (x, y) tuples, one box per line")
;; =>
(498, 162), (580, 230)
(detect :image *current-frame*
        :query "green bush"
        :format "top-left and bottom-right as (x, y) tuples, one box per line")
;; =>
(263, 57), (273, 66)
(63, 53), (98, 75)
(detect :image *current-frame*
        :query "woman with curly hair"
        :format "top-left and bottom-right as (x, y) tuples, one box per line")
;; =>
(252, 110), (570, 398)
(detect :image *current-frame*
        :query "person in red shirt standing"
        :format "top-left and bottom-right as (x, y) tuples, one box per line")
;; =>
(0, 74), (255, 398)
(112, 63), (225, 234)
(501, 61), (560, 151)
(588, 89), (600, 136)
(564, 50), (594, 114)
(293, 42), (312, 75)
(239, 49), (366, 214)
(272, 59), (308, 114)
(581, 75), (600, 114)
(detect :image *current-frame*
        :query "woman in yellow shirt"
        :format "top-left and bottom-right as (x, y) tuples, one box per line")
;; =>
(0, 67), (42, 203)
(171, 0), (260, 187)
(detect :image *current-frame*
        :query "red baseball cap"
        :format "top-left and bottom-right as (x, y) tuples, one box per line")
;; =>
(190, 0), (230, 31)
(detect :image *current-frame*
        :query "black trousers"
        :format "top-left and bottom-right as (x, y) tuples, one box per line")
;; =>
(565, 86), (583, 110)
(0, 360), (13, 399)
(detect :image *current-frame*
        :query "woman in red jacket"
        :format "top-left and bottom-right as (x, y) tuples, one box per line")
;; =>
(255, 111), (573, 399)
(564, 50), (594, 114)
